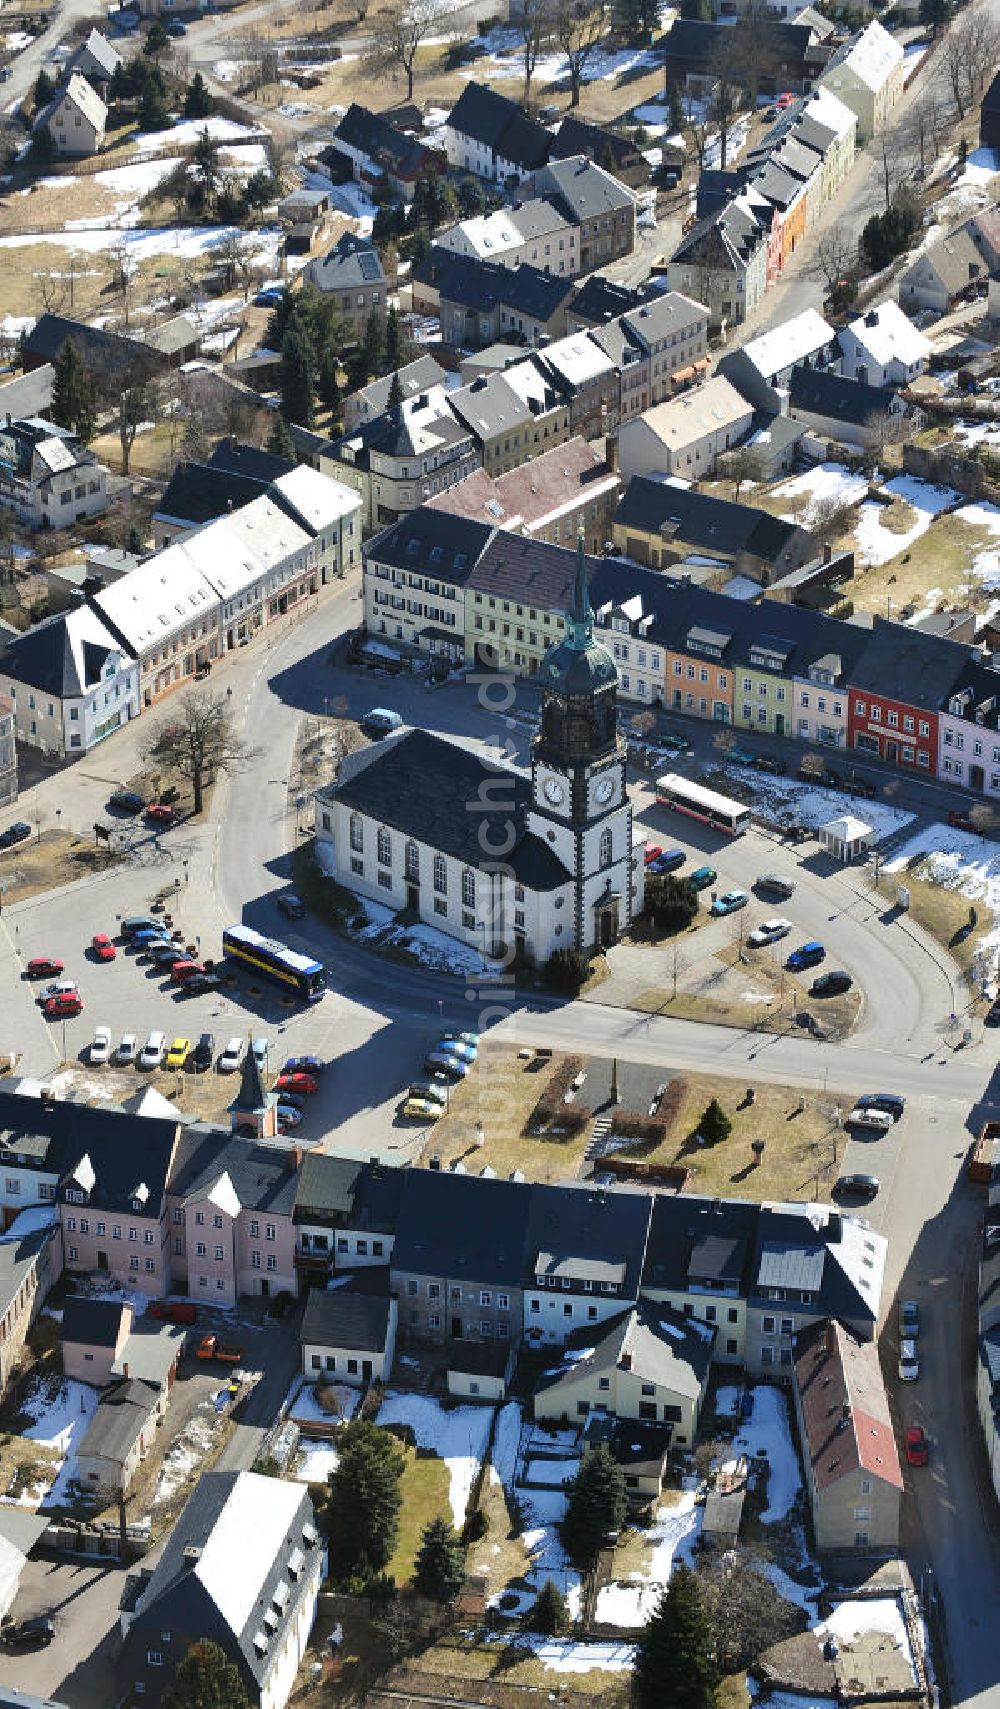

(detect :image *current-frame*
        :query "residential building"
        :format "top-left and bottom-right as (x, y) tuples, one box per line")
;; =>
(718, 307), (838, 412)
(663, 16), (821, 93)
(981, 70), (1000, 150)
(522, 1182), (652, 1347)
(465, 528), (604, 675)
(323, 388), (479, 533)
(535, 156), (637, 270)
(435, 201), (580, 277)
(89, 542), (221, 708)
(342, 355), (449, 432)
(390, 1171), (529, 1349)
(53, 1100), (180, 1298)
(448, 372), (545, 476)
(118, 1472), (324, 1709)
(444, 81), (552, 184)
(792, 634), (867, 748)
(938, 660), (1000, 797)
(617, 376), (753, 480)
(300, 1276), (397, 1384)
(75, 1376), (166, 1497)
(68, 27), (121, 84)
(537, 332), (621, 439)
(549, 115), (651, 188)
(293, 1153), (401, 1283)
(0, 606), (139, 756)
(499, 356), (573, 452)
(772, 88), (857, 211)
(363, 507), (493, 666)
(303, 233), (387, 332)
(817, 19), (905, 142)
(436, 254), (576, 350)
(0, 1211), (62, 1395)
(567, 274), (652, 333)
(0, 693), (17, 807)
(847, 619), (968, 770)
(620, 292), (711, 408)
(21, 314), (164, 388)
(792, 1319), (902, 1553)
(838, 301), (931, 388)
(0, 417), (108, 530)
(320, 534), (643, 961)
(37, 73), (106, 156)
(665, 196), (769, 327)
(533, 1303), (713, 1448)
(612, 477), (815, 583)
(787, 365), (915, 449)
(166, 1127), (299, 1308)
(428, 435), (621, 552)
(898, 227), (987, 314)
(61, 1296), (133, 1385)
(0, 364), (55, 425)
(330, 103), (443, 202)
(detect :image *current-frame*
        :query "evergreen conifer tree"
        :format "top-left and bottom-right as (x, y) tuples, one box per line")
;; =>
(413, 1515), (466, 1603)
(633, 1566), (719, 1709)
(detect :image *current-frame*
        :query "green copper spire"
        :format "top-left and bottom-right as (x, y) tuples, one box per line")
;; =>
(566, 527), (593, 649)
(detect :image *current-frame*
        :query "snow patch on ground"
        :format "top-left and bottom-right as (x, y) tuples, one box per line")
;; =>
(519, 1634), (635, 1672)
(136, 116), (262, 151)
(724, 768), (914, 844)
(287, 1378), (360, 1426)
(524, 1456), (579, 1485)
(490, 1400), (521, 1489)
(854, 475), (959, 566)
(376, 1391), (492, 1527)
(152, 1407), (219, 1507)
(294, 1440), (339, 1483)
(818, 1595), (912, 1658)
(885, 822), (1000, 954)
(735, 1385), (801, 1523)
(520, 1487), (583, 1621)
(0, 225), (283, 263)
(771, 461), (868, 522)
(593, 1490), (702, 1626)
(20, 1378), (98, 1457)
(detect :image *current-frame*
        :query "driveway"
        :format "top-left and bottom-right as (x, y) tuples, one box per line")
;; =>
(1, 1553), (127, 1709)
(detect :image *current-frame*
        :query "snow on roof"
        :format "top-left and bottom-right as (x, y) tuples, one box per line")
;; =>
(740, 308), (835, 380)
(836, 19), (904, 92)
(270, 464), (361, 530)
(453, 209), (523, 258)
(60, 72), (108, 130)
(821, 813), (874, 839)
(633, 376), (751, 451)
(204, 1171), (242, 1219)
(542, 333), (616, 387)
(195, 1471), (304, 1637)
(845, 300), (931, 368)
(35, 436), (77, 474)
(803, 86), (857, 140)
(0, 1203), (57, 1241)
(93, 539), (218, 653)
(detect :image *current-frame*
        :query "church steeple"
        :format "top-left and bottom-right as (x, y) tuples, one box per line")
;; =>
(566, 529), (594, 650)
(533, 531), (619, 771)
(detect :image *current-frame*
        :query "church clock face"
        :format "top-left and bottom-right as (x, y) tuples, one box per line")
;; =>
(595, 776), (615, 805)
(543, 778), (565, 805)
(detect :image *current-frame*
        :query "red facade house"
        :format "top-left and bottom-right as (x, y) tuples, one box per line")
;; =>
(847, 621), (968, 773)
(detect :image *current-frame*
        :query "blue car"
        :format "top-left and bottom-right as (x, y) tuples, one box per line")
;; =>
(282, 1055), (324, 1076)
(786, 940), (825, 971)
(254, 288), (285, 308)
(650, 848), (686, 875)
(435, 1037), (476, 1063)
(710, 889), (748, 916)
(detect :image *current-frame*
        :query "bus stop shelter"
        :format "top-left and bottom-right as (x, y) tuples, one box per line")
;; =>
(818, 813), (874, 863)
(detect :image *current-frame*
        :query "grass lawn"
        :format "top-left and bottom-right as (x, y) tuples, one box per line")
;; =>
(413, 1635), (631, 1700)
(607, 1070), (853, 1204)
(0, 829), (119, 906)
(386, 1445), (454, 1586)
(416, 1045), (592, 1182)
(719, 1672), (749, 1709)
(877, 866), (993, 990)
(848, 511), (999, 620)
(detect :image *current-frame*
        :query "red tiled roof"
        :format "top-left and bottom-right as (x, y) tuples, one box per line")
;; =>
(427, 436), (618, 531)
(793, 1318), (903, 1493)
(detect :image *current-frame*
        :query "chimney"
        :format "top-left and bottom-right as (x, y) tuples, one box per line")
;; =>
(39, 1087), (56, 1112)
(121, 1360), (130, 1379)
(841, 1400), (851, 1424)
(620, 1352), (631, 1370)
(605, 433), (619, 475)
(825, 1320), (836, 1358)
(288, 1143), (303, 1172)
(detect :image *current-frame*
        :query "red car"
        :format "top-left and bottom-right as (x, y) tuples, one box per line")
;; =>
(43, 992), (83, 1019)
(91, 934), (116, 962)
(274, 1071), (318, 1096)
(948, 810), (974, 832)
(146, 804), (175, 826)
(643, 843), (663, 866)
(26, 957), (63, 979)
(170, 960), (205, 983)
(776, 90), (795, 108)
(904, 1425), (929, 1466)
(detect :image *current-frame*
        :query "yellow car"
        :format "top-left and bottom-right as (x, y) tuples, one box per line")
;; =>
(165, 1037), (191, 1069)
(402, 1096), (442, 1121)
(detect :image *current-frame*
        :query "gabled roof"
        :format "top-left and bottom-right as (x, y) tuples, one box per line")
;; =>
(346, 355), (448, 420)
(823, 17), (903, 93)
(0, 605), (129, 698)
(524, 1181), (652, 1296)
(334, 103), (430, 175)
(550, 115), (647, 177)
(153, 460), (269, 529)
(51, 73), (107, 133)
(793, 1318), (903, 1492)
(365, 505), (496, 584)
(902, 227), (984, 295)
(842, 300), (931, 369)
(569, 274), (650, 326)
(537, 155), (636, 221)
(22, 315), (161, 384)
(301, 1277), (392, 1353)
(78, 1377), (157, 1466)
(623, 375), (751, 454)
(73, 27), (122, 78)
(727, 308), (835, 383)
(391, 1168), (531, 1285)
(446, 81), (552, 171)
(788, 364), (899, 426)
(849, 617), (971, 709)
(62, 1295), (129, 1350)
(305, 232), (386, 294)
(536, 1300), (714, 1402)
(2, 1091), (179, 1220)
(168, 1127), (299, 1215)
(209, 439), (295, 482)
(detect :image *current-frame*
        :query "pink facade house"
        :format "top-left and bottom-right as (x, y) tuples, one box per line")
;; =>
(167, 1130), (300, 1307)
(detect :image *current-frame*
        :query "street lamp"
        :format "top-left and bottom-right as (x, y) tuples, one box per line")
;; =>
(476, 919), (488, 976)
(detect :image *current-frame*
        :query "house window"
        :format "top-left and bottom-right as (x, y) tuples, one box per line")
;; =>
(377, 828), (391, 866)
(251, 1252), (261, 1269)
(267, 1256), (277, 1271)
(761, 1345), (775, 1365)
(405, 841), (419, 880)
(480, 1290), (492, 1306)
(350, 815), (364, 853)
(214, 1246), (224, 1261)
(196, 1242), (206, 1258)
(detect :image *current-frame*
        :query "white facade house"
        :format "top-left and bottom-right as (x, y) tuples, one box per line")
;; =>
(617, 377), (753, 479)
(0, 605), (139, 757)
(39, 72), (107, 156)
(800, 88), (857, 205)
(92, 541), (221, 707)
(838, 300), (931, 388)
(817, 20), (905, 142)
(269, 466), (362, 581)
(0, 417), (108, 530)
(718, 307), (838, 411)
(435, 202), (580, 276)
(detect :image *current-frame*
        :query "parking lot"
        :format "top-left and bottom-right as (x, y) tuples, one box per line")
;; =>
(0, 1553), (127, 1709)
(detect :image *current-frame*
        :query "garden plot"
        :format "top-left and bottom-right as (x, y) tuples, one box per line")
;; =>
(735, 1385), (801, 1523)
(771, 462), (869, 523)
(294, 1440), (338, 1483)
(885, 823), (1000, 952)
(17, 1377), (99, 1508)
(376, 1391), (493, 1527)
(853, 476), (960, 567)
(151, 1402), (220, 1509)
(286, 1377), (360, 1427)
(594, 1488), (702, 1626)
(523, 1456), (580, 1486)
(818, 1596), (912, 1658)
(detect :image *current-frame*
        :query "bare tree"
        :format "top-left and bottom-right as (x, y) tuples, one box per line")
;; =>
(809, 221), (857, 294)
(732, 0), (781, 110)
(719, 444), (764, 500)
(362, 0), (440, 101)
(683, 87), (712, 170)
(862, 409), (907, 475)
(874, 125), (915, 214)
(104, 377), (159, 477)
(513, 0), (554, 103)
(808, 496), (854, 551)
(698, 1552), (807, 1673)
(141, 687), (260, 816)
(108, 238), (136, 329)
(902, 91), (946, 178)
(553, 0), (606, 107)
(708, 30), (743, 171)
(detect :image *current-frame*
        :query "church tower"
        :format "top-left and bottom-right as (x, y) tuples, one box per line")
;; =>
(528, 534), (640, 950)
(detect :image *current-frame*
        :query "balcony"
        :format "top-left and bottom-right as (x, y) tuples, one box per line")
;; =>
(294, 1241), (333, 1272)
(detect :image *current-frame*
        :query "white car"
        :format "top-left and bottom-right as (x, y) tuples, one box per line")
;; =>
(747, 917), (793, 947)
(847, 1106), (894, 1133)
(139, 1030), (166, 1070)
(251, 1036), (269, 1070)
(41, 978), (79, 1003)
(116, 1033), (137, 1065)
(898, 1339), (919, 1382)
(89, 1026), (112, 1065)
(218, 1036), (245, 1073)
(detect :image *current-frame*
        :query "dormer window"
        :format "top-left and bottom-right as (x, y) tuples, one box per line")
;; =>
(66, 1187), (84, 1203)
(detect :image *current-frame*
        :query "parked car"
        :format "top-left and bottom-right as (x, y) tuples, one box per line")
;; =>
(180, 970), (223, 994)
(0, 821), (31, 849)
(436, 1036), (476, 1062)
(986, 997), (1000, 1027)
(276, 1090), (307, 1112)
(166, 16), (186, 32)
(904, 1425), (929, 1466)
(26, 957), (64, 979)
(948, 810), (975, 832)
(274, 1071), (318, 1095)
(898, 1299), (920, 1339)
(409, 1079), (449, 1106)
(121, 915), (161, 938)
(687, 865), (717, 891)
(1, 1615), (55, 1650)
(282, 1055), (323, 1076)
(108, 790), (144, 815)
(277, 1102), (302, 1128)
(140, 1031), (167, 1069)
(360, 707), (403, 738)
(149, 945), (186, 968)
(43, 992), (83, 1019)
(847, 1106), (893, 1132)
(117, 1033), (137, 1065)
(39, 978), (78, 1003)
(754, 874), (795, 900)
(91, 933), (116, 961)
(856, 1092), (905, 1121)
(276, 892), (305, 919)
(130, 927), (168, 948)
(145, 803), (176, 827)
(424, 1050), (470, 1080)
(786, 940), (825, 971)
(649, 848), (686, 875)
(643, 842), (663, 866)
(254, 287), (285, 308)
(89, 1025), (112, 1064)
(898, 1339), (919, 1382)
(166, 1037), (191, 1070)
(710, 889), (748, 916)
(811, 970), (852, 996)
(847, 774), (877, 800)
(170, 960), (206, 983)
(747, 917), (792, 947)
(195, 1333), (243, 1363)
(750, 753), (786, 775)
(726, 745), (755, 764)
(833, 1172), (880, 1201)
(403, 1095), (442, 1120)
(251, 1036), (269, 1069)
(441, 1031), (479, 1050)
(191, 1033), (215, 1072)
(218, 1037), (245, 1073)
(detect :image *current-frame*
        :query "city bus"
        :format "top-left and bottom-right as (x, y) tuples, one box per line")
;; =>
(654, 772), (751, 837)
(221, 925), (326, 1002)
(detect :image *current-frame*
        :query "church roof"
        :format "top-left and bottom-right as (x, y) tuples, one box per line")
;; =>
(327, 730), (571, 890)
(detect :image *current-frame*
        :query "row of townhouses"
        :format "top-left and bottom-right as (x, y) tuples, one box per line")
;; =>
(362, 506), (1000, 792)
(0, 458), (361, 750)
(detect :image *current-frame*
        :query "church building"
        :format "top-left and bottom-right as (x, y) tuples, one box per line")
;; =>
(313, 538), (644, 964)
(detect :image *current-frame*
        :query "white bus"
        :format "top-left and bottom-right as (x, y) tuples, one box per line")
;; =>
(655, 772), (751, 837)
